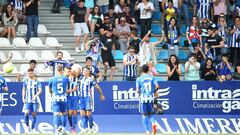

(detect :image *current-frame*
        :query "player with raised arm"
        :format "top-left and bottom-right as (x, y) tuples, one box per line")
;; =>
(22, 68), (42, 133)
(136, 64), (159, 135)
(79, 67), (105, 133)
(49, 64), (70, 135)
(0, 75), (8, 115)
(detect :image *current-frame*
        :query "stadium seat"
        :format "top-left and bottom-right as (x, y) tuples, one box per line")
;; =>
(38, 24), (51, 35)
(180, 64), (185, 74)
(25, 51), (41, 60)
(60, 50), (74, 60)
(0, 51), (6, 60)
(152, 11), (161, 20)
(180, 36), (188, 47)
(151, 24), (162, 34)
(158, 50), (168, 61)
(13, 37), (27, 47)
(19, 64), (30, 74)
(17, 24), (27, 35)
(179, 50), (188, 61)
(45, 37), (63, 47)
(180, 24), (187, 34)
(155, 63), (167, 74)
(113, 50), (123, 60)
(0, 38), (11, 47)
(29, 37), (45, 47)
(41, 50), (55, 61)
(11, 51), (23, 60)
(37, 64), (52, 74)
(150, 37), (158, 42)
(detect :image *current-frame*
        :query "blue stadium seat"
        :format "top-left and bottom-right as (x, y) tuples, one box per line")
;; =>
(180, 64), (185, 74)
(153, 11), (161, 20)
(158, 50), (168, 61)
(180, 36), (188, 47)
(179, 50), (188, 61)
(151, 24), (162, 34)
(180, 24), (187, 34)
(155, 63), (167, 74)
(113, 50), (123, 60)
(150, 37), (158, 42)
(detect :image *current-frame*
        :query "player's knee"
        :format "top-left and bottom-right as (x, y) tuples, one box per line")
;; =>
(32, 112), (37, 116)
(73, 111), (77, 116)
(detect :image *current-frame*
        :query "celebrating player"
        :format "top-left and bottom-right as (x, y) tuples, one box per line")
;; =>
(49, 64), (70, 135)
(0, 75), (8, 115)
(79, 67), (105, 133)
(22, 68), (42, 133)
(136, 64), (159, 135)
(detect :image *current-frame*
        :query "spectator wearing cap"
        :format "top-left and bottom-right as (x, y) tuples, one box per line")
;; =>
(186, 16), (202, 53)
(100, 28), (116, 81)
(205, 25), (224, 63)
(116, 17), (130, 52)
(117, 4), (137, 30)
(123, 47), (138, 81)
(70, 0), (89, 52)
(229, 16), (240, 65)
(216, 53), (233, 83)
(99, 14), (116, 37)
(135, 0), (154, 38)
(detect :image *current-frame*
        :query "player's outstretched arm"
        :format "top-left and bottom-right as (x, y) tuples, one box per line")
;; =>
(95, 84), (105, 101)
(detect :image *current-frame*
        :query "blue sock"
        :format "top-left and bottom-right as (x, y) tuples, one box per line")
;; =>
(61, 114), (67, 129)
(53, 115), (59, 132)
(31, 116), (36, 129)
(88, 115), (94, 129)
(142, 115), (149, 133)
(72, 115), (77, 129)
(81, 115), (87, 129)
(149, 115), (155, 125)
(24, 115), (29, 127)
(68, 115), (73, 128)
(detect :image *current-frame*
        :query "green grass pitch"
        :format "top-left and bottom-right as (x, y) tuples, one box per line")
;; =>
(13, 134), (238, 135)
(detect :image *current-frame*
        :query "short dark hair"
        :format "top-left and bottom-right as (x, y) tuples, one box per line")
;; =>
(86, 56), (93, 62)
(30, 60), (37, 64)
(222, 53), (229, 58)
(57, 51), (63, 55)
(79, 0), (85, 2)
(168, 54), (179, 66)
(130, 30), (137, 36)
(65, 66), (71, 70)
(141, 64), (149, 73)
(27, 68), (34, 72)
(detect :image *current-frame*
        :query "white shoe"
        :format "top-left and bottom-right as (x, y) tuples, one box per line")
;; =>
(75, 47), (81, 53)
(80, 43), (85, 51)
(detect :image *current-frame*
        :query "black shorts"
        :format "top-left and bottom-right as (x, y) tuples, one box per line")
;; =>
(101, 53), (116, 67)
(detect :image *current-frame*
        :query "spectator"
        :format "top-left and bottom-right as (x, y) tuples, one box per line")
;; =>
(229, 16), (240, 65)
(96, 0), (109, 14)
(106, 6), (117, 26)
(193, 46), (206, 66)
(99, 14), (116, 37)
(45, 51), (73, 76)
(135, 0), (154, 38)
(69, 0), (77, 17)
(70, 0), (89, 52)
(85, 56), (102, 82)
(164, 17), (180, 57)
(51, 0), (61, 13)
(88, 5), (103, 39)
(213, 0), (227, 24)
(184, 54), (200, 81)
(25, 0), (40, 42)
(163, 0), (178, 28)
(201, 58), (217, 80)
(205, 25), (224, 63)
(179, 0), (193, 27)
(148, 61), (157, 76)
(186, 16), (202, 53)
(139, 30), (162, 66)
(233, 61), (240, 80)
(114, 0), (126, 14)
(116, 17), (130, 52)
(200, 18), (210, 53)
(123, 47), (138, 81)
(216, 53), (233, 82)
(127, 30), (141, 54)
(100, 29), (116, 81)
(16, 60), (40, 81)
(10, 0), (25, 24)
(193, 0), (213, 20)
(117, 4), (137, 30)
(3, 3), (18, 40)
(166, 54), (181, 81)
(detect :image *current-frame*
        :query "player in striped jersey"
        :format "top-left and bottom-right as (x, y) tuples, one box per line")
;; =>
(136, 64), (159, 135)
(49, 64), (70, 135)
(22, 68), (42, 133)
(0, 75), (8, 115)
(66, 68), (79, 133)
(45, 51), (73, 76)
(79, 67), (105, 133)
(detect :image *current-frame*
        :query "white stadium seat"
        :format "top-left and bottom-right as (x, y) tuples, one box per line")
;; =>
(37, 64), (52, 74)
(38, 24), (51, 35)
(60, 50), (74, 60)
(0, 37), (12, 47)
(24, 51), (41, 60)
(29, 37), (45, 47)
(45, 37), (62, 47)
(0, 51), (6, 60)
(13, 37), (27, 47)
(11, 51), (23, 60)
(41, 50), (55, 61)
(17, 24), (27, 35)
(19, 64), (29, 74)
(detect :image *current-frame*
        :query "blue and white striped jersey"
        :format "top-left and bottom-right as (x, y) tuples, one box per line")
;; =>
(49, 75), (70, 102)
(23, 79), (42, 103)
(67, 76), (79, 97)
(136, 74), (158, 103)
(124, 54), (137, 77)
(196, 0), (212, 19)
(0, 76), (7, 102)
(79, 76), (96, 97)
(46, 60), (73, 76)
(230, 25), (240, 48)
